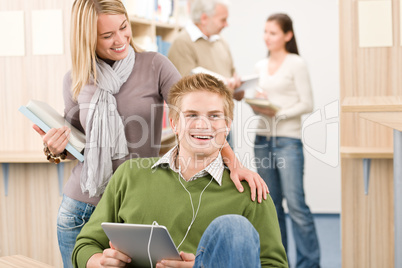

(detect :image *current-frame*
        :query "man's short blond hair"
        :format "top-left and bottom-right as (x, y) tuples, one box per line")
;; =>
(168, 73), (234, 123)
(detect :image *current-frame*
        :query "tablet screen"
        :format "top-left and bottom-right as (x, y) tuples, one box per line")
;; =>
(101, 222), (182, 267)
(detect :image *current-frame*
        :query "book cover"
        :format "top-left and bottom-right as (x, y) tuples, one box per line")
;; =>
(236, 73), (259, 92)
(19, 100), (85, 162)
(190, 67), (226, 81)
(190, 67), (259, 92)
(244, 98), (280, 111)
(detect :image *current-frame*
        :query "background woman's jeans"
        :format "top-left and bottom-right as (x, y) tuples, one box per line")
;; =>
(194, 215), (261, 268)
(254, 135), (320, 268)
(57, 195), (96, 268)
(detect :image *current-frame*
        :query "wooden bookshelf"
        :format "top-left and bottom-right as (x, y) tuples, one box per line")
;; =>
(129, 13), (181, 51)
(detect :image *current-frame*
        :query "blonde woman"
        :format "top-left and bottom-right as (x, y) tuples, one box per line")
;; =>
(32, 1), (268, 267)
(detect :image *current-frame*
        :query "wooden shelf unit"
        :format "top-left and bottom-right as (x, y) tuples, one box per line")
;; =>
(129, 15), (181, 50)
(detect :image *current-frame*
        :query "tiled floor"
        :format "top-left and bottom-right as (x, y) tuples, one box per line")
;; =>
(285, 214), (341, 268)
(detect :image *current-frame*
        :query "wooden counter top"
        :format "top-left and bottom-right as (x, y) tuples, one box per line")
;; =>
(340, 146), (393, 159)
(0, 255), (54, 268)
(341, 96), (402, 112)
(342, 96), (402, 131)
(0, 151), (74, 163)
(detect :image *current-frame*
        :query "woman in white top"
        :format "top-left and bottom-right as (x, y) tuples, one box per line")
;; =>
(251, 13), (320, 268)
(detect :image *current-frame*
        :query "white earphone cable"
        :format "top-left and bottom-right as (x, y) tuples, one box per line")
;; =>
(176, 174), (213, 249)
(176, 141), (225, 249)
(146, 126), (227, 266)
(147, 221), (159, 268)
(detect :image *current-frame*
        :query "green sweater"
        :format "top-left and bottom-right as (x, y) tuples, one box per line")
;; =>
(72, 158), (288, 267)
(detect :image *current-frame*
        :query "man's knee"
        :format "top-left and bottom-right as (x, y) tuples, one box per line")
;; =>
(196, 215), (261, 267)
(208, 215), (259, 242)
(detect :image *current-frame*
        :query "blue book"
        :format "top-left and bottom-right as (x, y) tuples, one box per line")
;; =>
(156, 35), (163, 53)
(161, 40), (171, 57)
(19, 100), (85, 162)
(156, 36), (171, 56)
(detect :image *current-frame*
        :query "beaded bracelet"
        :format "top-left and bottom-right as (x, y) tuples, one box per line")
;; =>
(43, 144), (67, 164)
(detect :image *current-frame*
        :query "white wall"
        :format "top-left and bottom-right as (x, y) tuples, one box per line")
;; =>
(222, 0), (341, 213)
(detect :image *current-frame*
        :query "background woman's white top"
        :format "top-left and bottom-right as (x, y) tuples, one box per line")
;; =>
(254, 54), (313, 139)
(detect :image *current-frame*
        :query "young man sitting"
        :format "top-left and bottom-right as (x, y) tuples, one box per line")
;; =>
(72, 73), (288, 268)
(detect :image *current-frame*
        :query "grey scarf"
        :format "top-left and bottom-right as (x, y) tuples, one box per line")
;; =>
(81, 46), (135, 197)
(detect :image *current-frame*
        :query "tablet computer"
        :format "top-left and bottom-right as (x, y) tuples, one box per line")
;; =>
(101, 222), (182, 267)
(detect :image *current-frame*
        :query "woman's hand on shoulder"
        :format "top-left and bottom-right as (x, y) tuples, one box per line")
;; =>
(32, 124), (70, 155)
(221, 143), (269, 203)
(230, 165), (269, 203)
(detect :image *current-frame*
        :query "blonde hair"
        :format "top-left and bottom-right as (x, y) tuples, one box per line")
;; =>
(168, 73), (234, 123)
(70, 0), (138, 100)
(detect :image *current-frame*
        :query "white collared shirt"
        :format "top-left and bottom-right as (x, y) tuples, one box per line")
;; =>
(185, 22), (221, 43)
(151, 146), (225, 185)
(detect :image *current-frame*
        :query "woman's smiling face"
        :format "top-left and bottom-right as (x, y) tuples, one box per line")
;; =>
(96, 14), (131, 61)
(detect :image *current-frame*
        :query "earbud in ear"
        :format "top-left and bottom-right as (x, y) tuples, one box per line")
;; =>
(225, 127), (229, 136)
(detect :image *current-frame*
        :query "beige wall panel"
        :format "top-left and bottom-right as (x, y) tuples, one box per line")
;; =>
(341, 159), (394, 268)
(340, 113), (393, 147)
(339, 0), (357, 97)
(356, 48), (393, 95)
(0, 0), (74, 152)
(0, 162), (75, 267)
(392, 0), (401, 93)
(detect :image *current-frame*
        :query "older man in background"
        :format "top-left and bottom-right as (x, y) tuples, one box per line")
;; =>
(168, 0), (244, 148)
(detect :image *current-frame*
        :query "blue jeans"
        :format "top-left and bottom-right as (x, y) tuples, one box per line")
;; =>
(57, 195), (96, 268)
(254, 135), (320, 268)
(194, 215), (261, 268)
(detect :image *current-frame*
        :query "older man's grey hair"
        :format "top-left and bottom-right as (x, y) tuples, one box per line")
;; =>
(191, 0), (230, 23)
